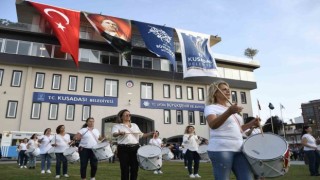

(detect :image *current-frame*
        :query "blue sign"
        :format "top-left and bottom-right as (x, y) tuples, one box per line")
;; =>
(33, 92), (118, 106)
(141, 100), (204, 111)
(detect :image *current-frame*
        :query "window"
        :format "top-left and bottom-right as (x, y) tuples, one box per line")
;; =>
(34, 73), (45, 89)
(153, 58), (161, 70)
(105, 79), (118, 97)
(0, 38), (3, 52)
(242, 113), (249, 121)
(4, 39), (18, 54)
(80, 25), (94, 39)
(68, 76), (77, 91)
(132, 55), (143, 68)
(176, 110), (183, 124)
(79, 48), (99, 63)
(240, 92), (247, 104)
(199, 112), (206, 125)
(6, 101), (18, 118)
(163, 84), (170, 98)
(164, 110), (171, 124)
(143, 57), (152, 69)
(0, 69), (3, 86)
(198, 88), (204, 101)
(49, 104), (58, 120)
(11, 70), (22, 87)
(176, 61), (183, 73)
(17, 41), (31, 55)
(161, 59), (171, 71)
(231, 91), (237, 103)
(175, 85), (182, 99)
(187, 87), (193, 100)
(188, 111), (195, 125)
(141, 83), (153, 99)
(66, 104), (75, 121)
(82, 105), (91, 121)
(52, 74), (61, 90)
(84, 77), (93, 92)
(31, 103), (41, 119)
(100, 52), (119, 65)
(31, 43), (51, 58)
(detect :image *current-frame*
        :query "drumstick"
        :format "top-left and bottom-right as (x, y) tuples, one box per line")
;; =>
(256, 116), (264, 137)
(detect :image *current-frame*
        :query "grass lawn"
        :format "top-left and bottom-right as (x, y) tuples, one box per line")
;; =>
(0, 161), (318, 180)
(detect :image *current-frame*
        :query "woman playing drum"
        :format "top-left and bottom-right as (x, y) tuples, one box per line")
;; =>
(39, 128), (53, 174)
(27, 134), (39, 169)
(149, 131), (163, 174)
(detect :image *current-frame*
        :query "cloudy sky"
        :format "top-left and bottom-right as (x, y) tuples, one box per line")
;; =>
(1, 0), (319, 123)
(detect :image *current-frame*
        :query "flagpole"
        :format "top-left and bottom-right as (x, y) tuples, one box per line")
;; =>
(280, 104), (286, 139)
(270, 109), (274, 133)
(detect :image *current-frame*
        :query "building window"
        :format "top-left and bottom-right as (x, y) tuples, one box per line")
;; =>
(198, 88), (204, 101)
(17, 41), (31, 55)
(105, 79), (118, 97)
(34, 73), (45, 89)
(231, 91), (237, 103)
(0, 69), (3, 86)
(187, 87), (193, 100)
(200, 112), (206, 125)
(11, 70), (22, 87)
(4, 39), (18, 54)
(31, 43), (51, 58)
(176, 110), (183, 124)
(188, 111), (195, 125)
(31, 103), (41, 119)
(242, 113), (249, 121)
(49, 104), (58, 120)
(164, 110), (171, 124)
(84, 77), (93, 92)
(175, 85), (182, 99)
(82, 105), (91, 121)
(68, 76), (77, 91)
(163, 84), (170, 98)
(141, 83), (153, 99)
(52, 74), (61, 90)
(79, 48), (99, 63)
(6, 101), (18, 118)
(100, 52), (119, 65)
(132, 55), (143, 68)
(0, 38), (3, 52)
(66, 104), (75, 121)
(143, 57), (152, 69)
(240, 92), (247, 104)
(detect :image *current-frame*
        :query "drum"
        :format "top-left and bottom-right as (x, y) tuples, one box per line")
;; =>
(161, 147), (174, 161)
(63, 147), (79, 163)
(92, 142), (114, 161)
(242, 133), (290, 178)
(25, 147), (40, 157)
(25, 148), (34, 157)
(137, 145), (162, 170)
(47, 147), (56, 159)
(197, 145), (209, 160)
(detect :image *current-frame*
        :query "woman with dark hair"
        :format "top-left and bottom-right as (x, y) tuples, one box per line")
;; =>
(27, 134), (39, 169)
(74, 117), (103, 180)
(112, 109), (154, 180)
(183, 125), (201, 178)
(301, 126), (320, 176)
(39, 128), (53, 174)
(149, 131), (163, 174)
(52, 125), (70, 178)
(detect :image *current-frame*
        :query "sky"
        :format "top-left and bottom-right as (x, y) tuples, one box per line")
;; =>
(1, 0), (320, 123)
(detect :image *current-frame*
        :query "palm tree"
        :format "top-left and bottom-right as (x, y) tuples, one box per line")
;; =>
(244, 48), (259, 59)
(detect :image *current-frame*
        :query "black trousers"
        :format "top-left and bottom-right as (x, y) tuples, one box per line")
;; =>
(117, 144), (140, 180)
(186, 149), (200, 175)
(79, 147), (98, 179)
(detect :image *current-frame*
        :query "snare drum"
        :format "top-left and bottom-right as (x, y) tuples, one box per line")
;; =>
(25, 147), (40, 157)
(242, 133), (290, 178)
(161, 147), (174, 161)
(63, 147), (79, 163)
(197, 145), (209, 160)
(92, 142), (114, 161)
(137, 145), (162, 170)
(25, 148), (34, 157)
(47, 147), (56, 159)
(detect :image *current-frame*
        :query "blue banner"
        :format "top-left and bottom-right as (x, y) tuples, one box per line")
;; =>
(33, 92), (118, 106)
(141, 100), (204, 111)
(134, 21), (176, 69)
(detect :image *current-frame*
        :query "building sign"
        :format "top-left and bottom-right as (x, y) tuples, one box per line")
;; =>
(141, 100), (204, 111)
(33, 92), (118, 106)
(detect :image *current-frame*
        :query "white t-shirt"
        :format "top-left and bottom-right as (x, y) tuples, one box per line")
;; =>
(27, 139), (38, 149)
(39, 135), (53, 154)
(302, 134), (317, 151)
(52, 134), (70, 153)
(112, 123), (143, 145)
(149, 138), (162, 147)
(204, 104), (244, 152)
(78, 128), (100, 149)
(19, 143), (27, 151)
(183, 134), (200, 152)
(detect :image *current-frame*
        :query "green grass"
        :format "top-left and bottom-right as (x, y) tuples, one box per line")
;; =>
(0, 161), (318, 180)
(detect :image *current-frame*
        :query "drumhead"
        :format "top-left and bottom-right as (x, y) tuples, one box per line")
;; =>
(161, 147), (170, 155)
(243, 133), (288, 160)
(63, 147), (77, 156)
(197, 145), (208, 154)
(92, 142), (109, 149)
(138, 145), (161, 158)
(47, 147), (55, 153)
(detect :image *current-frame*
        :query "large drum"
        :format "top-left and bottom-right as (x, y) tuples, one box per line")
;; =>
(137, 145), (162, 170)
(242, 133), (290, 178)
(197, 144), (209, 160)
(92, 142), (114, 161)
(25, 147), (40, 157)
(161, 147), (174, 161)
(47, 147), (56, 159)
(63, 147), (79, 163)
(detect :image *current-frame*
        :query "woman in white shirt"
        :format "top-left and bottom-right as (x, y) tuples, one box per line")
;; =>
(301, 126), (320, 176)
(27, 134), (39, 169)
(183, 125), (201, 178)
(39, 128), (53, 174)
(52, 125), (71, 178)
(18, 138), (28, 168)
(149, 131), (163, 174)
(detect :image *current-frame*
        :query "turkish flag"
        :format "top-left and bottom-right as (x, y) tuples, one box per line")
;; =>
(29, 1), (80, 67)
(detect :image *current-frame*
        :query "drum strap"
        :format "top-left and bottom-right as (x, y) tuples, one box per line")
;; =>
(88, 129), (99, 143)
(119, 124), (140, 144)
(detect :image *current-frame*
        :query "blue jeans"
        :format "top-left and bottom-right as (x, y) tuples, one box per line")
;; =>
(28, 153), (36, 167)
(304, 150), (320, 176)
(55, 153), (68, 175)
(40, 154), (51, 171)
(208, 151), (253, 180)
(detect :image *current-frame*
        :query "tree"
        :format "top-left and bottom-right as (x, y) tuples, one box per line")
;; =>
(244, 48), (259, 59)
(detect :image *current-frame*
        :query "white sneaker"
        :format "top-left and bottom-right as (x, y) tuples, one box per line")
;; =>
(24, 166), (27, 168)
(90, 178), (96, 180)
(55, 175), (60, 179)
(190, 174), (195, 178)
(41, 170), (45, 174)
(158, 170), (163, 174)
(154, 170), (158, 174)
(194, 174), (201, 178)
(64, 174), (69, 177)
(46, 170), (51, 174)
(185, 166), (188, 169)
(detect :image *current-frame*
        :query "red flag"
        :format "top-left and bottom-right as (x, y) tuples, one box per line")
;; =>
(29, 1), (80, 67)
(257, 99), (261, 110)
